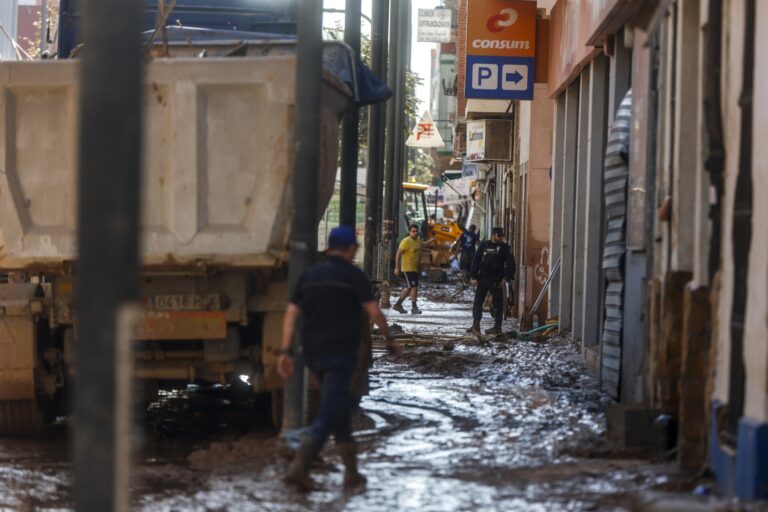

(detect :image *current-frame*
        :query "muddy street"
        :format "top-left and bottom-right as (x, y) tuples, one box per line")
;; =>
(1, 285), (710, 511)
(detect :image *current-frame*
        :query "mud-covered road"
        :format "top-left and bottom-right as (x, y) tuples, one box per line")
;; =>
(0, 284), (735, 511)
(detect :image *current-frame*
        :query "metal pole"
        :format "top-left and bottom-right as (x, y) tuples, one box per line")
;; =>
(339, 0), (361, 228)
(390, 0), (409, 254)
(364, 0), (389, 277)
(283, 0), (323, 431)
(383, 0), (400, 276)
(74, 0), (144, 510)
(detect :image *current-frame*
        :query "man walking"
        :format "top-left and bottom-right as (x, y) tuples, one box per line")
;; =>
(468, 227), (515, 335)
(278, 226), (400, 490)
(455, 224), (479, 283)
(393, 223), (422, 314)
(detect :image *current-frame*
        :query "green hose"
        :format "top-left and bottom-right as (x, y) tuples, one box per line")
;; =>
(522, 323), (559, 336)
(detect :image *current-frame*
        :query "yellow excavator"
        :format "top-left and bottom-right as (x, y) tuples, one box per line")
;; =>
(401, 182), (464, 270)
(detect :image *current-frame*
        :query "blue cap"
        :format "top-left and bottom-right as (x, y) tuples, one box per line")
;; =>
(328, 225), (358, 249)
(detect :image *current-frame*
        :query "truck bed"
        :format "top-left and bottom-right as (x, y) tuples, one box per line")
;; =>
(0, 56), (349, 270)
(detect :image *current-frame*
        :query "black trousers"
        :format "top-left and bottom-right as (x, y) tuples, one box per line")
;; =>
(472, 278), (503, 325)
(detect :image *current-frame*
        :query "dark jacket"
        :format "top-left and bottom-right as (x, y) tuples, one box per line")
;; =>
(290, 256), (375, 359)
(470, 241), (516, 282)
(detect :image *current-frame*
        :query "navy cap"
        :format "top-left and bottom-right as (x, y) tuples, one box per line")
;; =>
(328, 225), (358, 249)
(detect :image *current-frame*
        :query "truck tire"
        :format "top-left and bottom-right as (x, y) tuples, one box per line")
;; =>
(0, 399), (43, 437)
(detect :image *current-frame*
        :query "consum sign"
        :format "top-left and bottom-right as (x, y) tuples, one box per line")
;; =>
(465, 0), (537, 100)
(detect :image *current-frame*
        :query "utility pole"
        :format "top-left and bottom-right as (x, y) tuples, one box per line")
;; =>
(339, 0), (361, 227)
(283, 0), (323, 431)
(363, 0), (389, 277)
(74, 0), (144, 510)
(383, 0), (403, 277)
(393, 0), (410, 222)
(385, 0), (409, 265)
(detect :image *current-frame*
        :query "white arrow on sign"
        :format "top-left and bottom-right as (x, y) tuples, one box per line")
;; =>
(406, 110), (445, 148)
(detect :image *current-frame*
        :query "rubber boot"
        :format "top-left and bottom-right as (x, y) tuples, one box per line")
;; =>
(485, 324), (502, 335)
(285, 436), (321, 491)
(337, 442), (367, 488)
(392, 301), (407, 314)
(466, 321), (480, 335)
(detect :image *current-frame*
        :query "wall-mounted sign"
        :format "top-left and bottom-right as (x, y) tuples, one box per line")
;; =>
(465, 0), (536, 100)
(417, 8), (452, 43)
(406, 111), (445, 148)
(461, 162), (478, 178)
(466, 121), (487, 161)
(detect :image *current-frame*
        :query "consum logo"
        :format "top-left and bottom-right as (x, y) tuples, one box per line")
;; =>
(466, 0), (536, 58)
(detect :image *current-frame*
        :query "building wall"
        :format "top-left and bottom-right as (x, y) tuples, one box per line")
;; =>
(517, 84), (553, 325)
(691, 3), (710, 287)
(707, 1), (768, 499)
(742, 1), (768, 424)
(17, 1), (42, 56)
(455, 0), (467, 122)
(712, 0), (745, 407)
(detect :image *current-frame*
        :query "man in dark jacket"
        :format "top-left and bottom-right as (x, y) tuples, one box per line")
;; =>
(455, 224), (479, 283)
(468, 227), (515, 335)
(278, 226), (399, 490)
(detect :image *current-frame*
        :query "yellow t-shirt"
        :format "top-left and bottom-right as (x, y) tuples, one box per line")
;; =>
(398, 236), (421, 272)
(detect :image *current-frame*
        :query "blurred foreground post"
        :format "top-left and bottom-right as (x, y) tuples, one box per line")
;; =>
(74, 0), (144, 510)
(283, 0), (324, 431)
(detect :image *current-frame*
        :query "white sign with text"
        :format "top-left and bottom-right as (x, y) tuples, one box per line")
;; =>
(417, 8), (452, 43)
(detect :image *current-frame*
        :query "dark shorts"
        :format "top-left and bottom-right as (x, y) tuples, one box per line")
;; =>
(402, 271), (419, 288)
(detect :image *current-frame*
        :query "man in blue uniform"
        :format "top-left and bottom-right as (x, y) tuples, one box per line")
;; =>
(278, 226), (399, 490)
(456, 224), (479, 282)
(468, 227), (515, 335)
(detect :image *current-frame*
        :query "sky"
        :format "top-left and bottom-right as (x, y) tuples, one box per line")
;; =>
(323, 0), (441, 115)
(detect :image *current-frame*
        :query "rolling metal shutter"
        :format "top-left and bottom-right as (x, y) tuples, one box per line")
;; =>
(601, 90), (633, 399)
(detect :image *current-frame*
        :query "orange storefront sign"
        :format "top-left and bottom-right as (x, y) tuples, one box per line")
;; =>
(466, 0), (537, 58)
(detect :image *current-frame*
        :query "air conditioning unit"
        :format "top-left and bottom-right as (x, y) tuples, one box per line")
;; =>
(465, 119), (512, 162)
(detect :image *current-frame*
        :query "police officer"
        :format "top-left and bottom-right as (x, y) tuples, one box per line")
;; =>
(468, 227), (515, 335)
(278, 226), (400, 490)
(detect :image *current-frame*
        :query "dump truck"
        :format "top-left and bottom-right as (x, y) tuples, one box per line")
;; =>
(0, 1), (379, 435)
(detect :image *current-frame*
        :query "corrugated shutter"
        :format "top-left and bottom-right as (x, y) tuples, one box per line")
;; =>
(600, 90), (633, 399)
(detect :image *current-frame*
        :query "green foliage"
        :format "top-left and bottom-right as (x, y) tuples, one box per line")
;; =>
(408, 147), (438, 185)
(324, 24), (434, 183)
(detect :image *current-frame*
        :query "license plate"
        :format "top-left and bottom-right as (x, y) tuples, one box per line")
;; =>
(136, 311), (227, 340)
(150, 294), (221, 311)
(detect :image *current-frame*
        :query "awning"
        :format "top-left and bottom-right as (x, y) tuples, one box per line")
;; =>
(465, 99), (513, 120)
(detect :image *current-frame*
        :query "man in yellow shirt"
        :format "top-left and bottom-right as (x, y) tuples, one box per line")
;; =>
(393, 224), (423, 314)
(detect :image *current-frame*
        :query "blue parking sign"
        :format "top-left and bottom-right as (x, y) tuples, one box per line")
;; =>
(465, 55), (535, 100)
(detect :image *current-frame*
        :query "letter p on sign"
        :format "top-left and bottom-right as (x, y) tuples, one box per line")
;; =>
(472, 63), (498, 90)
